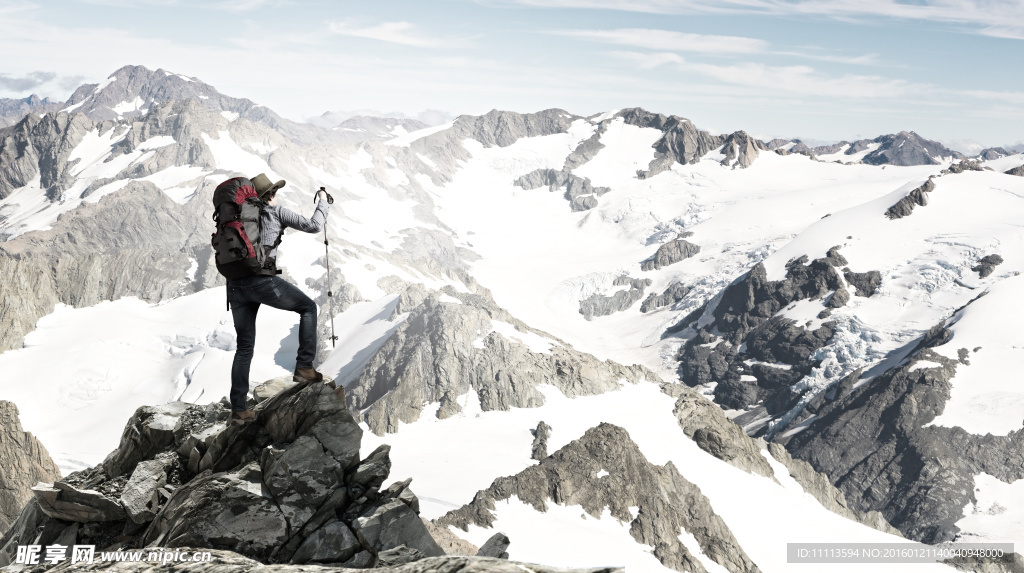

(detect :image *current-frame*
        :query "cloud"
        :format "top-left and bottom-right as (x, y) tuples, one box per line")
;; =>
(493, 0), (1024, 39)
(328, 21), (442, 47)
(552, 28), (769, 54)
(0, 71), (56, 92)
(607, 50), (921, 98)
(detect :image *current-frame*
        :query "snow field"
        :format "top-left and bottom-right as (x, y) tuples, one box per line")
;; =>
(0, 288), (303, 474)
(362, 382), (954, 572)
(928, 273), (1024, 436)
(956, 473), (1024, 546)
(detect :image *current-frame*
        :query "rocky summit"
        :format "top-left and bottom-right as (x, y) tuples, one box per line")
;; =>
(0, 379), (491, 569)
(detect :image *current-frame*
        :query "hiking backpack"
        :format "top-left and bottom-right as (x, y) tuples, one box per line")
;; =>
(210, 177), (282, 281)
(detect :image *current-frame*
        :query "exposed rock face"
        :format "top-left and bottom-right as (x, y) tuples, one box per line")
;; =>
(641, 238), (701, 271)
(862, 132), (964, 166)
(763, 443), (898, 534)
(578, 276), (651, 319)
(641, 282), (690, 313)
(0, 95), (64, 128)
(0, 181), (219, 352)
(978, 147), (1010, 160)
(347, 285), (657, 435)
(1, 380), (450, 568)
(617, 108), (726, 178)
(973, 254), (1004, 278)
(439, 423), (760, 573)
(1006, 164), (1024, 177)
(0, 111), (95, 200)
(36, 550), (625, 572)
(514, 168), (610, 211)
(719, 131), (766, 168)
(785, 319), (1024, 543)
(943, 159), (985, 174)
(884, 178), (935, 219)
(0, 401), (61, 533)
(675, 247), (882, 430)
(530, 421), (552, 461)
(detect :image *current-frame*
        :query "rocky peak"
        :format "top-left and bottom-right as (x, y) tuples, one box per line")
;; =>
(438, 422), (760, 573)
(0, 95), (64, 127)
(64, 65), (251, 122)
(0, 401), (61, 534)
(615, 108), (726, 177)
(863, 131), (964, 166)
(0, 110), (95, 200)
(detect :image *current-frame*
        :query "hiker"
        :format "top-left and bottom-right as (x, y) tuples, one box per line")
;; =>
(222, 173), (331, 425)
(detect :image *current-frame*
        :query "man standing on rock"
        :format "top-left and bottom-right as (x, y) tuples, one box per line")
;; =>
(227, 173), (331, 426)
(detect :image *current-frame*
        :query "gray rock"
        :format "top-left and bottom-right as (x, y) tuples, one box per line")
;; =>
(641, 238), (701, 271)
(261, 435), (344, 530)
(378, 545), (426, 567)
(514, 168), (609, 212)
(884, 178), (935, 219)
(0, 498), (46, 567)
(640, 281), (690, 313)
(786, 314), (1024, 543)
(972, 254), (1003, 278)
(142, 463), (290, 560)
(439, 423), (760, 573)
(977, 147), (1011, 160)
(349, 444), (392, 491)
(672, 392), (774, 478)
(0, 180), (221, 353)
(32, 481), (127, 522)
(0, 111), (93, 200)
(942, 159), (985, 174)
(0, 95), (64, 127)
(120, 459), (171, 524)
(843, 269), (882, 297)
(578, 276), (651, 319)
(421, 519), (479, 556)
(863, 131), (963, 166)
(102, 401), (188, 479)
(719, 131), (766, 168)
(354, 499), (445, 557)
(291, 519), (360, 564)
(765, 443), (899, 534)
(531, 421), (552, 461)
(0, 401), (60, 533)
(252, 376), (297, 403)
(348, 286), (658, 435)
(617, 108), (727, 178)
(1005, 164), (1024, 177)
(476, 532), (510, 559)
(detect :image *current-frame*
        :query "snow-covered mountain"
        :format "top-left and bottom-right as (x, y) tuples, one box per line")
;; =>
(1, 65), (1023, 571)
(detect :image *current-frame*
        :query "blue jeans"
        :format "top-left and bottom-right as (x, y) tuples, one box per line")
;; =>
(227, 276), (318, 411)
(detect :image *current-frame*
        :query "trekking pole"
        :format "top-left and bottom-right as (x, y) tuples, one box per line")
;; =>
(316, 187), (338, 347)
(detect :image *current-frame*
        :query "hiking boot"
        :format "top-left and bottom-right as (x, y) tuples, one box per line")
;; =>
(230, 410), (256, 426)
(294, 367), (323, 383)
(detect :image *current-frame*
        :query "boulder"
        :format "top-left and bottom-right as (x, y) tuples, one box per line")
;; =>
(32, 481), (126, 522)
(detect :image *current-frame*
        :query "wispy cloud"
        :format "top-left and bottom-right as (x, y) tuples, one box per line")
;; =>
(328, 20), (443, 47)
(494, 0), (1024, 39)
(609, 50), (921, 98)
(0, 71), (56, 92)
(552, 28), (769, 54)
(560, 27), (878, 65)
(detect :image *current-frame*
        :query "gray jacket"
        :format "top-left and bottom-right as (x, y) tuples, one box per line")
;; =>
(259, 200), (330, 260)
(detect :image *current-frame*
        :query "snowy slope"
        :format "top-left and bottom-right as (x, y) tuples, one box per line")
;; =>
(1, 68), (1020, 567)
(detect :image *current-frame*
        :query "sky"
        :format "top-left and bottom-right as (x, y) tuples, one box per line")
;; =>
(0, 0), (1022, 149)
